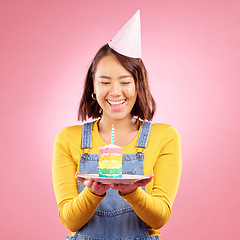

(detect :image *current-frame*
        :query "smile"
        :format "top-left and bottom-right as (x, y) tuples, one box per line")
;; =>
(107, 100), (126, 110)
(107, 100), (126, 106)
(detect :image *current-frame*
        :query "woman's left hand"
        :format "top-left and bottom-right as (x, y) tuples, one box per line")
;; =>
(110, 174), (154, 195)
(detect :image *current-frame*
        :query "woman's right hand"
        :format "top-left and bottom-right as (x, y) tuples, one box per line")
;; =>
(75, 171), (110, 196)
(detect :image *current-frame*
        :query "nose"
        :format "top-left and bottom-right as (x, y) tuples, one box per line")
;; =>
(110, 82), (121, 96)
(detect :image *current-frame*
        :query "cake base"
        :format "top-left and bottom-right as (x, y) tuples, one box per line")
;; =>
(99, 167), (122, 178)
(99, 173), (122, 178)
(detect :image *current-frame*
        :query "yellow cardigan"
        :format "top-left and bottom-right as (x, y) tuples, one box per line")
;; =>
(52, 120), (181, 237)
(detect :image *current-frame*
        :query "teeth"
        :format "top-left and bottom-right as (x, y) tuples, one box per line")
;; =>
(108, 100), (125, 105)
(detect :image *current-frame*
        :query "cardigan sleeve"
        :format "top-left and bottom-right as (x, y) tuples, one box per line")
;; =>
(121, 125), (182, 229)
(52, 128), (105, 232)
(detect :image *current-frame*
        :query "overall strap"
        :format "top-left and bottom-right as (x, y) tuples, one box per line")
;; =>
(81, 121), (93, 149)
(137, 121), (152, 149)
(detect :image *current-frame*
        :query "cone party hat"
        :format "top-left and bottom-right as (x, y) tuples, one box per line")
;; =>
(108, 10), (141, 58)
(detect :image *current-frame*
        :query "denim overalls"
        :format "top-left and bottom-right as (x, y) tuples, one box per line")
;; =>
(66, 121), (160, 240)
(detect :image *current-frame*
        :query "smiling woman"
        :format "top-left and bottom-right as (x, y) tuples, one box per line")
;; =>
(52, 10), (181, 240)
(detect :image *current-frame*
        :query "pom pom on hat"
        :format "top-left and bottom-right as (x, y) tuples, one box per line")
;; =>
(109, 10), (141, 58)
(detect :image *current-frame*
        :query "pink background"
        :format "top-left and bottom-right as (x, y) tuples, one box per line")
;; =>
(1, 0), (240, 239)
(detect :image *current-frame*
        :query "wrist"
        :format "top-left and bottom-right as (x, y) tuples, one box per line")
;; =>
(86, 187), (106, 197)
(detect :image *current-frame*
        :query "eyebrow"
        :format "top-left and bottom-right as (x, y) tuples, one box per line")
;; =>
(119, 75), (133, 79)
(98, 75), (133, 79)
(98, 75), (111, 79)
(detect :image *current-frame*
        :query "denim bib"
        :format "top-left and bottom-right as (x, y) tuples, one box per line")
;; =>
(66, 121), (160, 240)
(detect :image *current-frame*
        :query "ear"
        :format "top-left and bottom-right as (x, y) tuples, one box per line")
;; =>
(92, 78), (97, 95)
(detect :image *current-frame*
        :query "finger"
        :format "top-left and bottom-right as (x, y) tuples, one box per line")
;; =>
(110, 184), (125, 190)
(84, 180), (93, 188)
(110, 184), (120, 190)
(75, 172), (85, 183)
(104, 185), (111, 191)
(92, 181), (99, 191)
(75, 176), (85, 183)
(92, 182), (110, 195)
(135, 174), (154, 186)
(99, 183), (110, 191)
(75, 171), (81, 178)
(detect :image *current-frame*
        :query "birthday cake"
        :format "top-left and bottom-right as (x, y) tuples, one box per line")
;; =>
(99, 144), (122, 178)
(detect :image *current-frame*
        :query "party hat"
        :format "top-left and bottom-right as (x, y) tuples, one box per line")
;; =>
(109, 10), (141, 58)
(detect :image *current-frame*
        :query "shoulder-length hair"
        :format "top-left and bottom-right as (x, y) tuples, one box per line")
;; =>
(78, 44), (156, 121)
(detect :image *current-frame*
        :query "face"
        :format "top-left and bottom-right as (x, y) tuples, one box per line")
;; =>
(93, 54), (137, 122)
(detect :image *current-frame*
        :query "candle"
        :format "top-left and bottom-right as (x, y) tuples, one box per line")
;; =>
(111, 125), (114, 145)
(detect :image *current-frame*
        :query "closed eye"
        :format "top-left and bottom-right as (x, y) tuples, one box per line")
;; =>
(100, 81), (111, 85)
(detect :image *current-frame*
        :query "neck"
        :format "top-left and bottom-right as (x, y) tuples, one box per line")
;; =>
(98, 115), (139, 134)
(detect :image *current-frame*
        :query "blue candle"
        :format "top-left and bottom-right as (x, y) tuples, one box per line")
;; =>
(111, 125), (114, 145)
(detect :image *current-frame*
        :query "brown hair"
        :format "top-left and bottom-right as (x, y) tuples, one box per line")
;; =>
(78, 44), (156, 121)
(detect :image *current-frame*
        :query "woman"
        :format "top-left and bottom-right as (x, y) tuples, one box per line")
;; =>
(52, 44), (181, 239)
